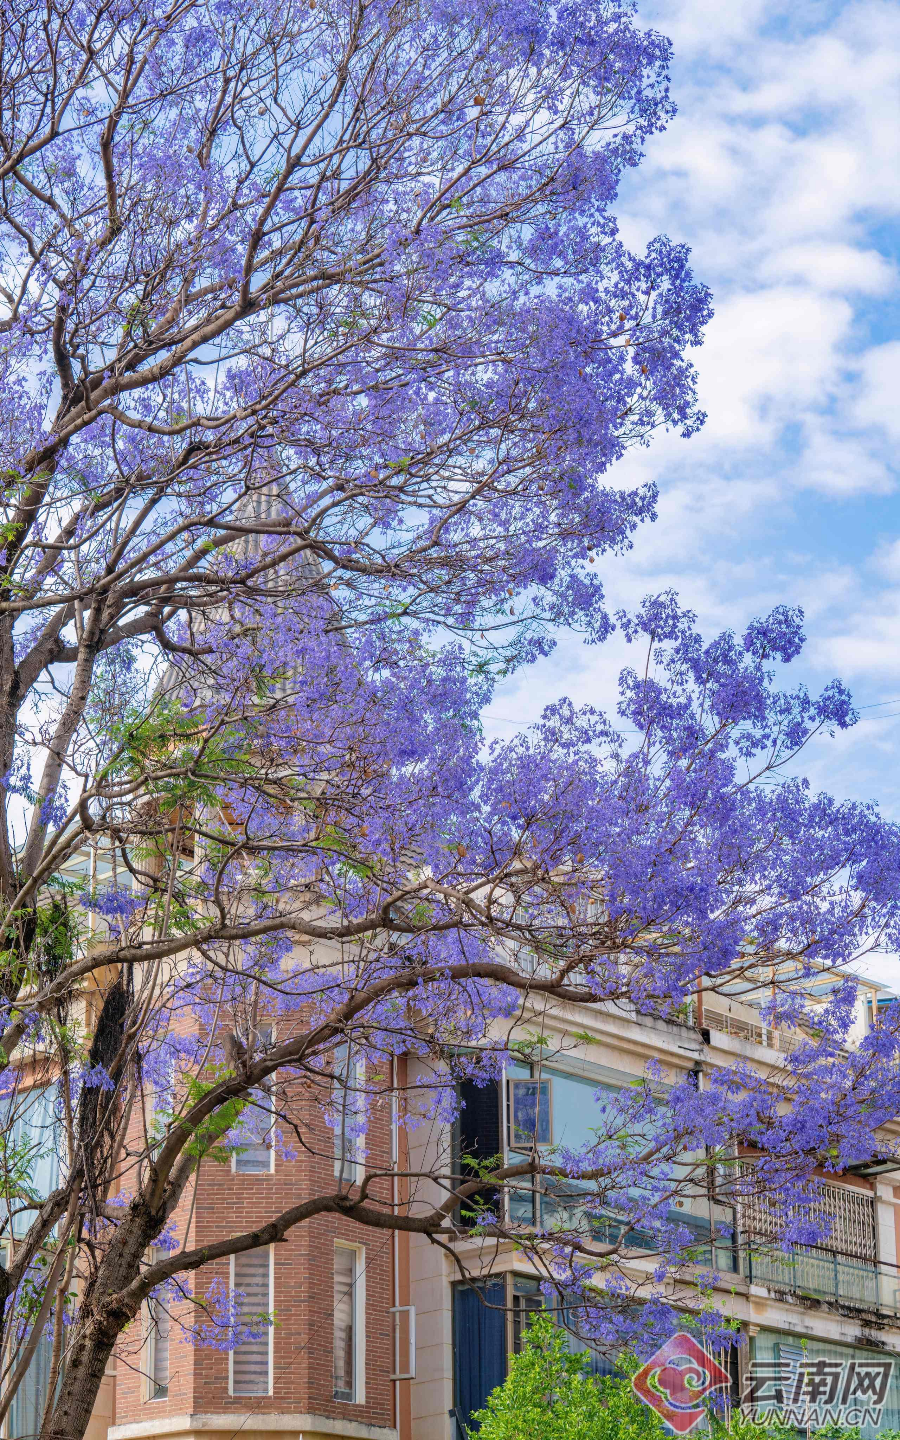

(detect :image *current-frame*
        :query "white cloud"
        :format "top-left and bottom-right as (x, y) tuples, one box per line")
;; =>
(870, 535), (900, 580)
(852, 342), (900, 442)
(696, 288), (854, 445)
(756, 244), (895, 296)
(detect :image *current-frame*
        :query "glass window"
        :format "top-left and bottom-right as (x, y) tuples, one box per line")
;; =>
(547, 1068), (619, 1151)
(230, 1249), (272, 1396)
(0, 1087), (62, 1237)
(333, 1044), (364, 1181)
(504, 1063), (736, 1270)
(233, 1089), (274, 1173)
(4, 1266), (54, 1440)
(510, 1276), (618, 1378)
(508, 1079), (552, 1147)
(233, 1026), (274, 1174)
(146, 1248), (170, 1400)
(333, 1245), (363, 1402)
(753, 1330), (900, 1439)
(507, 1065), (613, 1228)
(511, 1276), (543, 1353)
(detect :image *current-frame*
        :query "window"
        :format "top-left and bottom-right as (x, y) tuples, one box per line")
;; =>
(233, 1025), (275, 1174)
(453, 1274), (618, 1435)
(147, 1048), (176, 1157)
(333, 1244), (364, 1402)
(508, 1078), (552, 1148)
(6, 1325), (54, 1440)
(753, 1332), (900, 1431)
(506, 1063), (632, 1229)
(1, 1241), (56, 1440)
(511, 1276), (543, 1353)
(452, 1079), (501, 1230)
(229, 1248), (273, 1396)
(233, 1089), (274, 1173)
(509, 1276), (616, 1377)
(146, 1249), (170, 1400)
(1, 1086), (62, 1236)
(333, 1044), (364, 1182)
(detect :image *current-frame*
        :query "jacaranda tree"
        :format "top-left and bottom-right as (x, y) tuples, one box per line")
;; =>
(0, 1), (899, 1438)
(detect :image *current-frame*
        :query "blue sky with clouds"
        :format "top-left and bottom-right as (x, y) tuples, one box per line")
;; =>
(489, 0), (900, 853)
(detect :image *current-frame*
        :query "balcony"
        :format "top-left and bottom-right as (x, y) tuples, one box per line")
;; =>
(689, 1001), (805, 1053)
(735, 1166), (900, 1316)
(745, 1247), (900, 1316)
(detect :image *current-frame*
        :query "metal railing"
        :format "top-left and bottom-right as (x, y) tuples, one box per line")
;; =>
(691, 1003), (804, 1053)
(745, 1247), (900, 1315)
(738, 1167), (878, 1262)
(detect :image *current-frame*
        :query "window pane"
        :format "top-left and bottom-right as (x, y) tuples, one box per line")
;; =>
(334, 1045), (363, 1178)
(148, 1249), (170, 1399)
(512, 1276), (543, 1353)
(234, 1088), (273, 1173)
(231, 1250), (271, 1395)
(148, 1297), (170, 1399)
(509, 1079), (551, 1146)
(1, 1087), (62, 1237)
(333, 1247), (356, 1401)
(546, 1069), (617, 1151)
(234, 1027), (273, 1173)
(7, 1314), (53, 1440)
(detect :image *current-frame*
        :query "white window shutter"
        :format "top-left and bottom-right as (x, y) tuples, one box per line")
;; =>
(148, 1248), (171, 1399)
(231, 1249), (272, 1395)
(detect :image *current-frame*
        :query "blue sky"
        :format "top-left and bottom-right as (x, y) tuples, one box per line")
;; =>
(490, 0), (900, 841)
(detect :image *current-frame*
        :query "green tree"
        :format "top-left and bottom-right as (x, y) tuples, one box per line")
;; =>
(471, 1314), (667, 1440)
(473, 1319), (898, 1440)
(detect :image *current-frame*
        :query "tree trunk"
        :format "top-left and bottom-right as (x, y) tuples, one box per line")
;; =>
(39, 1309), (120, 1440)
(39, 1212), (157, 1440)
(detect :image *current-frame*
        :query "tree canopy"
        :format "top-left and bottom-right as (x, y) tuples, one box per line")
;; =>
(0, 3), (898, 1440)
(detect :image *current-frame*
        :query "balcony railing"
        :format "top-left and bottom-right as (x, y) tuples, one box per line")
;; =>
(745, 1246), (900, 1315)
(690, 1002), (804, 1053)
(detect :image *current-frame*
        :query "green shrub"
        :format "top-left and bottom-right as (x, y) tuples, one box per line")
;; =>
(471, 1314), (667, 1440)
(473, 1316), (894, 1440)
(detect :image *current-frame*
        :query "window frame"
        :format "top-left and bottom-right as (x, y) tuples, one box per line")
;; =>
(333, 1241), (366, 1404)
(228, 1246), (274, 1398)
(144, 1248), (171, 1401)
(507, 1076), (553, 1149)
(333, 1044), (365, 1184)
(231, 1024), (276, 1176)
(389, 1304), (416, 1381)
(1, 1238), (59, 1436)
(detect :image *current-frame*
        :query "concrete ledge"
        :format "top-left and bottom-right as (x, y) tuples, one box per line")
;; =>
(108, 1415), (397, 1440)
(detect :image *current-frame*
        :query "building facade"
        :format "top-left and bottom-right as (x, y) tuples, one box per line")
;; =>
(402, 984), (900, 1440)
(6, 977), (900, 1440)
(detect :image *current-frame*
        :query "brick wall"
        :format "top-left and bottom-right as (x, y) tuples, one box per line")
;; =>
(113, 1048), (396, 1432)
